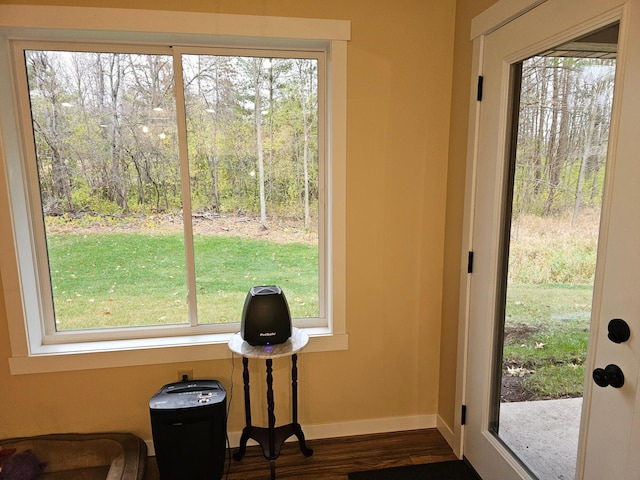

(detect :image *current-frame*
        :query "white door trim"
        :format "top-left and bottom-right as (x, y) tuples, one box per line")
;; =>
(454, 0), (546, 459)
(470, 0), (546, 40)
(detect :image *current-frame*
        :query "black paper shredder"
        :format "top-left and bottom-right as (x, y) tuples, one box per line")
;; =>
(149, 379), (227, 480)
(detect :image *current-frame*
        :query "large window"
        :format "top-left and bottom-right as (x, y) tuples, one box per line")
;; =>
(25, 46), (321, 335)
(0, 7), (348, 372)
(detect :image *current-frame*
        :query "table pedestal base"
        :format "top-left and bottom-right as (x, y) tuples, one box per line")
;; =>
(233, 355), (313, 479)
(233, 422), (313, 461)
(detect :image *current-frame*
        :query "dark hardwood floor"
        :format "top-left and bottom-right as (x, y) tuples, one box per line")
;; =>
(144, 428), (458, 479)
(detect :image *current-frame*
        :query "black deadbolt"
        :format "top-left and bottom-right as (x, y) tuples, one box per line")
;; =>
(593, 364), (625, 388)
(608, 318), (631, 344)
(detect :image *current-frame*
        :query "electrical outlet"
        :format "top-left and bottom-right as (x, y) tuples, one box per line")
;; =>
(178, 369), (193, 382)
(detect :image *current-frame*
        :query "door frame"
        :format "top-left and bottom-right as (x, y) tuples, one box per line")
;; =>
(453, 0), (546, 459)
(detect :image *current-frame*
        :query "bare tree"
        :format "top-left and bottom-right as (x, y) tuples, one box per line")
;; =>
(251, 57), (268, 228)
(26, 51), (75, 214)
(294, 59), (316, 230)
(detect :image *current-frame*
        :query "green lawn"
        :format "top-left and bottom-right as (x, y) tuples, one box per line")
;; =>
(47, 233), (318, 330)
(502, 283), (592, 399)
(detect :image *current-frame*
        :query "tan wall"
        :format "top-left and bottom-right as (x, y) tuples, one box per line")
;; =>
(0, 0), (458, 442)
(438, 0), (499, 432)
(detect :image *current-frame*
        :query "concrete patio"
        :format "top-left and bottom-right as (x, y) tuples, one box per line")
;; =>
(499, 397), (583, 480)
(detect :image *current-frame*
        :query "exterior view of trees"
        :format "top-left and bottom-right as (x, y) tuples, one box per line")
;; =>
(26, 49), (319, 228)
(512, 55), (615, 225)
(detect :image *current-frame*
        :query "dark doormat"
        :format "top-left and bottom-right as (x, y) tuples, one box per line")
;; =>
(348, 460), (482, 480)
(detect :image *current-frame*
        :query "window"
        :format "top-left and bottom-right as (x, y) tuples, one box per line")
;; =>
(25, 47), (321, 335)
(0, 7), (349, 373)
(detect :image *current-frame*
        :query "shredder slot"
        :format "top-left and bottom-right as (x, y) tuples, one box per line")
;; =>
(166, 386), (219, 393)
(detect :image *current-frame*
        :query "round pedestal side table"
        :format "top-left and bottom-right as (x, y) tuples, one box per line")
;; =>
(228, 327), (313, 479)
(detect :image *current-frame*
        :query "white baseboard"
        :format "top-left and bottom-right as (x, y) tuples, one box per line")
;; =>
(301, 414), (437, 441)
(146, 414), (437, 456)
(436, 415), (456, 454)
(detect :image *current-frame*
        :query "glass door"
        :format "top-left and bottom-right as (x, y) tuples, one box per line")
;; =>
(493, 25), (618, 480)
(462, 1), (640, 479)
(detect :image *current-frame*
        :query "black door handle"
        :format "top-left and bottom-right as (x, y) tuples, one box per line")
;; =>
(608, 318), (631, 343)
(593, 364), (625, 388)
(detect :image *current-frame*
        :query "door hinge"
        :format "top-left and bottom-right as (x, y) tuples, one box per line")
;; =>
(467, 251), (474, 273)
(477, 75), (484, 101)
(461, 405), (467, 425)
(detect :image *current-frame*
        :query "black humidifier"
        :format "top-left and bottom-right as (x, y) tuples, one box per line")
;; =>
(240, 285), (292, 346)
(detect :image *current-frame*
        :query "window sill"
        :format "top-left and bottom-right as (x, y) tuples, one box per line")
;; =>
(8, 329), (348, 375)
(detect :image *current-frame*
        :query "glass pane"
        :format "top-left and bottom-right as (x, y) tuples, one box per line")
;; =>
(25, 50), (188, 330)
(493, 25), (618, 480)
(181, 54), (320, 324)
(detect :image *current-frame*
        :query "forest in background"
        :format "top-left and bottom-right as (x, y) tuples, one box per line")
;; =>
(26, 49), (319, 231)
(511, 55), (615, 228)
(26, 51), (613, 235)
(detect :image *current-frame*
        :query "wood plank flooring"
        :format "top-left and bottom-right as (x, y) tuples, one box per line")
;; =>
(144, 428), (458, 480)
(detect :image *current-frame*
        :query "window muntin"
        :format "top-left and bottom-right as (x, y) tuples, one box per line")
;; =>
(20, 44), (323, 341)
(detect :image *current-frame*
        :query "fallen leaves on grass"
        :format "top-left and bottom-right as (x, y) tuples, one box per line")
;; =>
(506, 366), (536, 377)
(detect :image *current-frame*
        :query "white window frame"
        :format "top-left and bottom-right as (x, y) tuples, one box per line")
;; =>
(0, 6), (349, 374)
